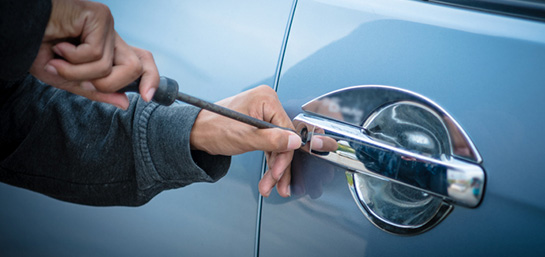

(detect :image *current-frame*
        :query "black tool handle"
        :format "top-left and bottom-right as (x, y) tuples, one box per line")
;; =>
(121, 76), (296, 133)
(119, 76), (179, 106)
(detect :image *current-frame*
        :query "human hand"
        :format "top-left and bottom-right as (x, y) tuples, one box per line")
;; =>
(29, 0), (159, 109)
(190, 85), (301, 198)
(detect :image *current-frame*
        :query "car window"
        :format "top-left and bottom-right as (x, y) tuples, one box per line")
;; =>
(425, 0), (545, 21)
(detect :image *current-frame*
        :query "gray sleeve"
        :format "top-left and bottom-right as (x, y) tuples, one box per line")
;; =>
(0, 75), (230, 206)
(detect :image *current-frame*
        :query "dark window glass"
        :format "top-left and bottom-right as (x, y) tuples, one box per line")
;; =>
(425, 0), (545, 21)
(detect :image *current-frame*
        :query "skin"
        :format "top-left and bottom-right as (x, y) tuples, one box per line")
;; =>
(190, 85), (302, 197)
(28, 0), (308, 198)
(30, 0), (159, 109)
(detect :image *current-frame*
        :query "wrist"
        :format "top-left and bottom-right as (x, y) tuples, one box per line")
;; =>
(190, 109), (216, 154)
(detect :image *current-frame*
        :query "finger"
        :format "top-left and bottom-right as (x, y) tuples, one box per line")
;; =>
(276, 164), (292, 197)
(55, 81), (130, 109)
(269, 151), (293, 181)
(260, 151), (293, 198)
(46, 29), (116, 81)
(86, 91), (130, 110)
(258, 87), (295, 130)
(310, 135), (339, 152)
(241, 85), (294, 129)
(52, 32), (113, 64)
(249, 128), (301, 153)
(53, 2), (114, 64)
(132, 47), (160, 102)
(46, 52), (114, 82)
(267, 109), (295, 130)
(267, 151), (293, 197)
(258, 169), (277, 198)
(90, 35), (143, 92)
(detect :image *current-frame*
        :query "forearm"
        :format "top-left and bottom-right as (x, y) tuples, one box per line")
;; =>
(0, 75), (230, 206)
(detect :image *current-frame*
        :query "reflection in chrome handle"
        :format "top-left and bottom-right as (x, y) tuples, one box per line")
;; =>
(294, 113), (485, 208)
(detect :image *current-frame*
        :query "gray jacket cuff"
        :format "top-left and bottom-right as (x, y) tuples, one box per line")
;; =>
(133, 101), (230, 198)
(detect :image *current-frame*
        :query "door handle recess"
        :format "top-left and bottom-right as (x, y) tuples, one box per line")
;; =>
(294, 110), (484, 208)
(293, 85), (486, 234)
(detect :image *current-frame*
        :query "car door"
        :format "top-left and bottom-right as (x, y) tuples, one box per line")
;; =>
(0, 0), (293, 256)
(259, 0), (545, 256)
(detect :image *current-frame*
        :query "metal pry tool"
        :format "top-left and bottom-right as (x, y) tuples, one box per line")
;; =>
(120, 76), (295, 132)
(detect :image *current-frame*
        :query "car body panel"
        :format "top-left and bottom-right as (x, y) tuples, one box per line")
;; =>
(2, 0), (545, 256)
(260, 0), (545, 256)
(0, 0), (292, 256)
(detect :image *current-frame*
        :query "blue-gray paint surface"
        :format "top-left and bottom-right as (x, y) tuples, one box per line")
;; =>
(261, 0), (545, 256)
(2, 0), (545, 256)
(0, 0), (292, 256)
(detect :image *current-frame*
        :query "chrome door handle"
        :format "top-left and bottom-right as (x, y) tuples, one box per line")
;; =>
(294, 111), (484, 208)
(292, 85), (486, 234)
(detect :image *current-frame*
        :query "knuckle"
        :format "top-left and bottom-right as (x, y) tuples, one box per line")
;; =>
(257, 84), (272, 90)
(91, 81), (110, 92)
(141, 49), (154, 60)
(125, 57), (144, 79)
(131, 56), (144, 72)
(132, 47), (153, 60)
(256, 84), (270, 91)
(259, 86), (278, 101)
(99, 3), (112, 13)
(96, 63), (113, 78)
(93, 2), (113, 20)
(255, 85), (275, 95)
(89, 47), (104, 60)
(271, 168), (284, 181)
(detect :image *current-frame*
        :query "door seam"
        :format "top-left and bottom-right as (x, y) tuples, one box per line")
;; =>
(254, 0), (299, 256)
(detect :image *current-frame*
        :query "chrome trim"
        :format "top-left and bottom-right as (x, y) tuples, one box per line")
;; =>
(294, 85), (486, 235)
(301, 85), (482, 163)
(294, 112), (485, 208)
(346, 172), (453, 235)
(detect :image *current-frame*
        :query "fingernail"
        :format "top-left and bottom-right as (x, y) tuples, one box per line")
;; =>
(118, 96), (130, 110)
(44, 65), (58, 75)
(287, 134), (302, 150)
(311, 136), (324, 150)
(286, 186), (291, 197)
(112, 101), (129, 110)
(52, 45), (62, 56)
(80, 81), (95, 91)
(266, 186), (274, 198)
(145, 87), (156, 102)
(112, 103), (125, 110)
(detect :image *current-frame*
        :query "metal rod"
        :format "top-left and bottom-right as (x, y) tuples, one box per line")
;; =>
(176, 91), (293, 132)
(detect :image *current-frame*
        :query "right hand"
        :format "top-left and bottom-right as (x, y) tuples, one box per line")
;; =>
(191, 86), (340, 198)
(29, 0), (159, 109)
(190, 85), (301, 198)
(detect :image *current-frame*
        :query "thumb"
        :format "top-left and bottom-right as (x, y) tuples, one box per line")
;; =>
(252, 129), (302, 152)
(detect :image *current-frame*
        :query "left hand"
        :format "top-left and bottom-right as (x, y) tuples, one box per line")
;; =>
(29, 0), (159, 109)
(190, 85), (301, 197)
